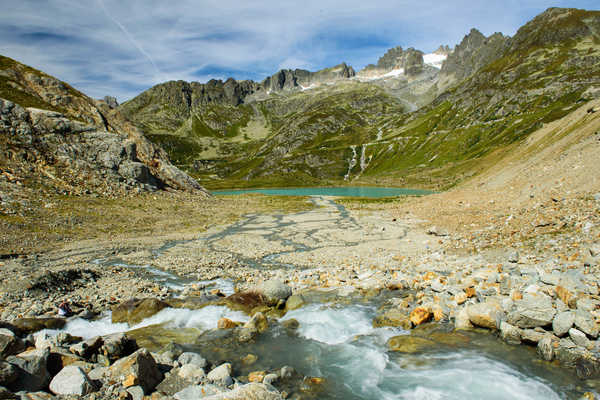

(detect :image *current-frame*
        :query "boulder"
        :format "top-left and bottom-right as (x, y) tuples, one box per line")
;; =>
(0, 330), (24, 359)
(454, 307), (473, 330)
(200, 382), (283, 400)
(387, 335), (434, 353)
(284, 295), (305, 311)
(111, 298), (169, 325)
(574, 309), (599, 338)
(69, 336), (103, 358)
(11, 318), (65, 334)
(259, 280), (292, 305)
(206, 363), (232, 386)
(507, 293), (556, 328)
(467, 301), (501, 330)
(569, 328), (592, 348)
(174, 384), (225, 400)
(537, 335), (556, 361)
(520, 329), (545, 344)
(49, 366), (95, 396)
(178, 352), (207, 369)
(178, 364), (205, 384)
(0, 362), (18, 386)
(127, 385), (145, 400)
(101, 333), (138, 362)
(243, 312), (268, 333)
(373, 309), (412, 329)
(552, 311), (575, 337)
(6, 348), (51, 392)
(409, 307), (432, 326)
(217, 318), (239, 329)
(109, 348), (162, 394)
(499, 321), (521, 345)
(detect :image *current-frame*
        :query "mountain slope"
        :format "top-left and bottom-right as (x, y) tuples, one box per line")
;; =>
(0, 55), (209, 196)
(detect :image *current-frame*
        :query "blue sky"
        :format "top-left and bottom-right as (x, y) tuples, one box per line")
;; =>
(1, 0), (598, 101)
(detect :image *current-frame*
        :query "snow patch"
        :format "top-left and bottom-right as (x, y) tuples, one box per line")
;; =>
(382, 68), (405, 78)
(424, 53), (447, 69)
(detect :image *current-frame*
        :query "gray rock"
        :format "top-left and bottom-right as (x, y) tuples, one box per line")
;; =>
(507, 293), (556, 328)
(127, 385), (145, 400)
(0, 362), (18, 386)
(0, 329), (24, 359)
(178, 364), (205, 384)
(466, 301), (502, 329)
(574, 309), (599, 338)
(200, 383), (283, 400)
(109, 348), (162, 394)
(260, 280), (292, 304)
(553, 311), (575, 337)
(6, 348), (51, 392)
(508, 250), (519, 263)
(178, 352), (207, 368)
(537, 335), (555, 361)
(206, 363), (232, 386)
(69, 336), (103, 358)
(555, 338), (586, 367)
(540, 273), (560, 286)
(263, 373), (278, 385)
(499, 321), (521, 344)
(174, 384), (224, 400)
(569, 328), (591, 348)
(49, 365), (95, 396)
(103, 96), (119, 109)
(280, 366), (294, 379)
(430, 281), (445, 293)
(520, 329), (545, 344)
(101, 332), (137, 361)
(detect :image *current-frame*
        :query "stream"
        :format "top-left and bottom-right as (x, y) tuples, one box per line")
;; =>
(49, 195), (594, 398)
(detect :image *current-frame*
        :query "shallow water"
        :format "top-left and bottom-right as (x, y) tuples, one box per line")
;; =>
(212, 187), (432, 198)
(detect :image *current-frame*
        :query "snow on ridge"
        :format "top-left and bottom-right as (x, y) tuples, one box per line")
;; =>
(383, 68), (405, 78)
(423, 53), (447, 69)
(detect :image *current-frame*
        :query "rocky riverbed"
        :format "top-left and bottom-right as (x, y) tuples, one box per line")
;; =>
(1, 192), (599, 399)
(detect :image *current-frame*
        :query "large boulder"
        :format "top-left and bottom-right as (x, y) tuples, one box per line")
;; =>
(100, 333), (138, 362)
(574, 309), (599, 338)
(109, 349), (162, 394)
(200, 383), (283, 400)
(467, 301), (502, 330)
(553, 311), (575, 337)
(507, 293), (556, 328)
(387, 335), (434, 353)
(49, 366), (95, 396)
(111, 298), (169, 325)
(0, 330), (24, 359)
(259, 280), (292, 305)
(6, 348), (51, 392)
(11, 318), (65, 335)
(206, 363), (232, 386)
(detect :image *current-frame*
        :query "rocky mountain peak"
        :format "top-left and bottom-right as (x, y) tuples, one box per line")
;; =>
(359, 46), (425, 77)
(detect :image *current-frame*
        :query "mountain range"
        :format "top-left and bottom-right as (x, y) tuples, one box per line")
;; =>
(1, 7), (600, 193)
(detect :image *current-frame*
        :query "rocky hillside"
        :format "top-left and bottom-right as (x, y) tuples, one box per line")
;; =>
(0, 55), (208, 197)
(117, 7), (600, 190)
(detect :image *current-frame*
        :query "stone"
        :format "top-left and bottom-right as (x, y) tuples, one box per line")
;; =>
(126, 385), (145, 400)
(387, 335), (434, 353)
(198, 383), (284, 400)
(553, 311), (575, 337)
(0, 330), (24, 359)
(11, 318), (65, 334)
(174, 384), (225, 399)
(455, 292), (467, 305)
(575, 309), (599, 338)
(69, 336), (103, 358)
(556, 286), (575, 308)
(248, 370), (266, 383)
(263, 373), (278, 385)
(508, 250), (519, 263)
(454, 307), (473, 330)
(207, 363), (232, 386)
(49, 365), (95, 396)
(569, 328), (592, 348)
(499, 321), (521, 345)
(284, 295), (305, 311)
(409, 307), (432, 326)
(111, 298), (169, 325)
(555, 338), (586, 367)
(465, 287), (476, 298)
(537, 335), (556, 361)
(244, 312), (268, 333)
(520, 329), (545, 344)
(5, 348), (51, 392)
(109, 348), (162, 394)
(178, 352), (207, 368)
(260, 280), (292, 305)
(467, 301), (501, 330)
(0, 362), (18, 386)
(507, 293), (556, 328)
(242, 354), (258, 365)
(101, 333), (138, 361)
(178, 364), (206, 384)
(280, 366), (294, 379)
(217, 318), (238, 329)
(373, 310), (411, 329)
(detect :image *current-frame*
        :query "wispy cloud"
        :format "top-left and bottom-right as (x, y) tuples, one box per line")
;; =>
(0, 0), (597, 101)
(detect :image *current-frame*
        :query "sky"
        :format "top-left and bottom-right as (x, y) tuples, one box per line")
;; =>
(0, 0), (598, 102)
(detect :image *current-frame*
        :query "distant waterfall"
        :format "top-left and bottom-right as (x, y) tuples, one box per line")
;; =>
(344, 145), (357, 181)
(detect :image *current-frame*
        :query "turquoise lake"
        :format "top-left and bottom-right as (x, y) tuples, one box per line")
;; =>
(211, 187), (432, 198)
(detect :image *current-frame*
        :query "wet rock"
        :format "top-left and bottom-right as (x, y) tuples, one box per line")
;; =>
(112, 298), (169, 325)
(0, 329), (24, 358)
(284, 294), (305, 311)
(263, 373), (278, 385)
(555, 338), (584, 367)
(454, 307), (473, 330)
(217, 318), (239, 329)
(260, 280), (292, 305)
(467, 301), (501, 330)
(574, 309), (599, 338)
(499, 321), (521, 345)
(69, 336), (103, 359)
(0, 362), (18, 387)
(409, 307), (432, 326)
(178, 352), (206, 369)
(11, 318), (65, 335)
(109, 348), (162, 394)
(174, 384), (225, 399)
(206, 363), (232, 386)
(537, 335), (556, 361)
(248, 370), (266, 383)
(575, 358), (600, 380)
(6, 348), (51, 392)
(243, 312), (268, 333)
(387, 335), (434, 353)
(507, 293), (555, 328)
(49, 365), (95, 396)
(373, 310), (412, 329)
(553, 311), (575, 337)
(520, 329), (545, 344)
